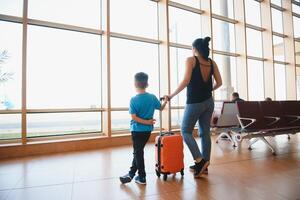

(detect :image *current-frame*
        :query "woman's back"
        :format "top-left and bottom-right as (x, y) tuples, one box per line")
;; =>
(186, 56), (213, 104)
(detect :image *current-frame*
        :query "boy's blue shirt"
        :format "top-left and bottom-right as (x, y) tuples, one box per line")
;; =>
(129, 92), (161, 132)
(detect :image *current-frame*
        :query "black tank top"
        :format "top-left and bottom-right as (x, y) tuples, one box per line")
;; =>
(186, 56), (214, 104)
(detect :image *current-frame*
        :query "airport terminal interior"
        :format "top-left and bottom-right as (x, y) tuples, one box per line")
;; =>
(0, 0), (300, 199)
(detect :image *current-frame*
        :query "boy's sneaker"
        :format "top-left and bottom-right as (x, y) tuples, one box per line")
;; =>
(189, 164), (208, 174)
(194, 159), (210, 178)
(119, 173), (134, 184)
(135, 176), (146, 185)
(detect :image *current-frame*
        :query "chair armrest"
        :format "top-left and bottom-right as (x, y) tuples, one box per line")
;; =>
(237, 115), (256, 129)
(264, 116), (280, 126)
(284, 115), (300, 125)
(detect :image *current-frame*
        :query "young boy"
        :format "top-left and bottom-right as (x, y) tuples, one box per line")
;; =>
(119, 72), (167, 185)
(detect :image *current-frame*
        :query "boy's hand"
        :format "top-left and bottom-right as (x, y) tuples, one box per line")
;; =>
(146, 119), (156, 125)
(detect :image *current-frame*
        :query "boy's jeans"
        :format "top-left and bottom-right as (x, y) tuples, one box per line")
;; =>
(181, 97), (214, 161)
(129, 131), (151, 178)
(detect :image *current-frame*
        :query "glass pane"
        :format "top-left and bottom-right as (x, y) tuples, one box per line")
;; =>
(111, 111), (160, 132)
(297, 67), (300, 100)
(293, 16), (300, 38)
(274, 64), (286, 100)
(292, 3), (300, 14)
(169, 6), (202, 45)
(271, 8), (283, 33)
(0, 21), (22, 110)
(171, 109), (184, 128)
(110, 0), (158, 39)
(246, 28), (263, 57)
(0, 0), (23, 17)
(110, 38), (159, 108)
(170, 47), (192, 107)
(0, 114), (21, 139)
(212, 0), (234, 19)
(213, 54), (237, 100)
(296, 41), (300, 65)
(28, 0), (101, 29)
(271, 0), (282, 7)
(247, 59), (264, 101)
(273, 35), (285, 62)
(170, 0), (201, 8)
(27, 25), (102, 109)
(27, 112), (101, 137)
(245, 0), (261, 27)
(212, 19), (235, 53)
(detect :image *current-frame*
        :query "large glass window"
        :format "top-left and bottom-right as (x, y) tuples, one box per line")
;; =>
(111, 111), (160, 131)
(27, 112), (101, 137)
(292, 3), (300, 14)
(246, 28), (263, 58)
(271, 8), (283, 33)
(170, 47), (192, 107)
(273, 35), (285, 62)
(0, 0), (23, 17)
(171, 109), (184, 128)
(28, 0), (101, 29)
(274, 63), (286, 100)
(297, 67), (300, 100)
(0, 21), (22, 110)
(247, 59), (264, 101)
(110, 38), (159, 108)
(245, 0), (261, 27)
(27, 26), (102, 109)
(110, 0), (158, 39)
(170, 0), (201, 9)
(296, 41), (300, 65)
(212, 19), (235, 53)
(293, 16), (300, 38)
(212, 0), (234, 19)
(169, 6), (202, 45)
(271, 0), (282, 7)
(213, 54), (237, 100)
(0, 114), (21, 139)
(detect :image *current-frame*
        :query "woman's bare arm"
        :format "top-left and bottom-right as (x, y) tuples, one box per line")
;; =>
(212, 60), (222, 91)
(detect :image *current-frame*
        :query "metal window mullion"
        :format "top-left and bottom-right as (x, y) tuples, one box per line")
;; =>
(169, 42), (191, 50)
(110, 32), (161, 44)
(212, 50), (240, 57)
(270, 4), (286, 11)
(211, 14), (238, 24)
(168, 1), (204, 15)
(0, 14), (23, 23)
(292, 12), (300, 18)
(21, 0), (28, 144)
(245, 23), (266, 32)
(27, 19), (103, 35)
(247, 56), (267, 61)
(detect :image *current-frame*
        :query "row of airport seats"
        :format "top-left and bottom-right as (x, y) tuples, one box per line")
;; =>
(211, 101), (300, 155)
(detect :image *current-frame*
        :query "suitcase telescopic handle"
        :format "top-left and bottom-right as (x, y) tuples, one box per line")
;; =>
(159, 96), (171, 133)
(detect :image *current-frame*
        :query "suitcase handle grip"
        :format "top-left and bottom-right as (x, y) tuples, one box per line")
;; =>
(160, 132), (174, 136)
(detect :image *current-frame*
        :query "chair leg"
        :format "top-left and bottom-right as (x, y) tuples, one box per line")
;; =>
(216, 131), (235, 147)
(287, 134), (291, 140)
(248, 138), (260, 150)
(233, 133), (242, 149)
(259, 137), (276, 155)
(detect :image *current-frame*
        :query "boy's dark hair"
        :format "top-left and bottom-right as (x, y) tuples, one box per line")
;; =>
(232, 92), (239, 98)
(135, 72), (148, 89)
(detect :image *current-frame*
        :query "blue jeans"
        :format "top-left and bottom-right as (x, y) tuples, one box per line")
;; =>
(181, 97), (214, 161)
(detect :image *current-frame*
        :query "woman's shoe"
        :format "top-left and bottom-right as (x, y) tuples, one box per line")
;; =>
(194, 159), (210, 178)
(189, 164), (208, 174)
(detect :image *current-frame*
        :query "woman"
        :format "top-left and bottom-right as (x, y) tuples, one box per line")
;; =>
(168, 37), (222, 178)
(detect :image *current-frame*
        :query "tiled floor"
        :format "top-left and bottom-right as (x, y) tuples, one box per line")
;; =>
(0, 134), (300, 200)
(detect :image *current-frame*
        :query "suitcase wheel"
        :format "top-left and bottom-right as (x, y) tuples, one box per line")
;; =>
(155, 170), (160, 178)
(180, 169), (184, 176)
(163, 174), (168, 181)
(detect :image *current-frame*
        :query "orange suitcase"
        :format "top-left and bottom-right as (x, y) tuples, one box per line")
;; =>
(155, 133), (184, 180)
